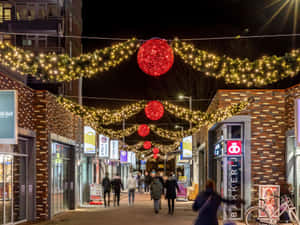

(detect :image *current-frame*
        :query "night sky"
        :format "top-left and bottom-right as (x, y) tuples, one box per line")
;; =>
(81, 0), (300, 144)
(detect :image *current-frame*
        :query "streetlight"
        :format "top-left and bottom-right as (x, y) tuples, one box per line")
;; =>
(178, 95), (192, 130)
(175, 124), (184, 136)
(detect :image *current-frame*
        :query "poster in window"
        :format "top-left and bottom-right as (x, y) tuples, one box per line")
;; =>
(259, 185), (280, 219)
(99, 135), (109, 158)
(84, 126), (96, 154)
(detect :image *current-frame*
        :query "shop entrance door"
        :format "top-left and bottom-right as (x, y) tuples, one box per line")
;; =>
(0, 155), (13, 225)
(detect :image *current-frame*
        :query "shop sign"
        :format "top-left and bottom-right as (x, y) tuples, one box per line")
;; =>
(127, 151), (132, 164)
(296, 99), (300, 147)
(259, 185), (280, 219)
(214, 142), (223, 157)
(110, 140), (119, 160)
(182, 136), (192, 158)
(0, 90), (17, 144)
(227, 140), (242, 155)
(90, 184), (102, 201)
(99, 135), (109, 158)
(132, 152), (136, 168)
(120, 150), (128, 163)
(84, 126), (96, 154)
(227, 157), (242, 219)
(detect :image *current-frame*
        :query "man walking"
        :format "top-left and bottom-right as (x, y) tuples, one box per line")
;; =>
(144, 171), (152, 193)
(102, 172), (111, 207)
(111, 174), (123, 207)
(165, 172), (179, 215)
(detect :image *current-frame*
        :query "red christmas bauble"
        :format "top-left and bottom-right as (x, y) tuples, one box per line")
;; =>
(153, 147), (159, 154)
(153, 154), (158, 159)
(137, 38), (174, 77)
(144, 141), (152, 150)
(145, 101), (164, 121)
(138, 124), (150, 137)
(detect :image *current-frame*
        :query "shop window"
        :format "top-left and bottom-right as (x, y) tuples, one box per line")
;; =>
(48, 4), (58, 17)
(227, 125), (242, 139)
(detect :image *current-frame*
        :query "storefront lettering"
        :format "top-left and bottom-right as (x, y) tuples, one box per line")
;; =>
(0, 111), (13, 118)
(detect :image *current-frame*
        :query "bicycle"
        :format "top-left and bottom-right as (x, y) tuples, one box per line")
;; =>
(245, 194), (300, 225)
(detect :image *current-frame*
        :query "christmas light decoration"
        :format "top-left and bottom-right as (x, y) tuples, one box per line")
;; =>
(137, 38), (174, 76)
(57, 96), (146, 125)
(153, 147), (159, 154)
(0, 38), (139, 82)
(143, 141), (152, 149)
(145, 100), (164, 120)
(153, 154), (158, 159)
(172, 38), (300, 87)
(138, 124), (150, 137)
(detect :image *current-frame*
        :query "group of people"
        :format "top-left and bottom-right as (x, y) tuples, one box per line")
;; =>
(101, 171), (180, 215)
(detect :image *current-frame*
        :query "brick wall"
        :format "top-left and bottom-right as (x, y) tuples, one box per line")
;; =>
(0, 73), (80, 221)
(208, 89), (288, 186)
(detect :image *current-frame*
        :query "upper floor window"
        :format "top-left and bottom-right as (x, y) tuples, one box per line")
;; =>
(0, 3), (12, 23)
(16, 3), (59, 21)
(48, 4), (57, 17)
(227, 124), (242, 139)
(0, 34), (12, 44)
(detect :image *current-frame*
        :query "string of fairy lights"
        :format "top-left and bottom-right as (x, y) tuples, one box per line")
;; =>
(0, 37), (299, 86)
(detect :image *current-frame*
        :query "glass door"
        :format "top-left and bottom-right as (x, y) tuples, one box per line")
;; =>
(0, 155), (13, 225)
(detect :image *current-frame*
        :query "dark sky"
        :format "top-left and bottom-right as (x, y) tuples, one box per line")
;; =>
(81, 0), (300, 144)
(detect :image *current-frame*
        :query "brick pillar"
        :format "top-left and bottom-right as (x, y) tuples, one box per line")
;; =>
(34, 91), (49, 221)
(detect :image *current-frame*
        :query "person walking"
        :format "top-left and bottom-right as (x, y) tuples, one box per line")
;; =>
(165, 172), (179, 215)
(111, 174), (123, 207)
(127, 174), (136, 206)
(137, 172), (142, 193)
(193, 179), (244, 225)
(102, 172), (111, 208)
(144, 171), (152, 193)
(150, 175), (163, 214)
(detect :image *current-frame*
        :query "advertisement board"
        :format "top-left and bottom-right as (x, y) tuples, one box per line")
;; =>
(90, 184), (102, 201)
(227, 140), (242, 156)
(127, 151), (132, 164)
(296, 99), (300, 147)
(132, 152), (136, 168)
(259, 185), (280, 219)
(182, 136), (192, 158)
(110, 140), (119, 160)
(0, 90), (17, 144)
(120, 150), (128, 163)
(84, 126), (96, 154)
(99, 135), (109, 158)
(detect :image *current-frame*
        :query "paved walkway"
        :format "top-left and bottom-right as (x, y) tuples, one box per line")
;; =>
(39, 193), (199, 225)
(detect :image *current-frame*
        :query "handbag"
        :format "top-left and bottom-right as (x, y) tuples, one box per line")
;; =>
(198, 195), (212, 215)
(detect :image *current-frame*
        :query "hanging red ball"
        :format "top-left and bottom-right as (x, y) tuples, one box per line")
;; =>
(143, 141), (152, 150)
(153, 147), (159, 154)
(153, 154), (158, 159)
(145, 101), (164, 121)
(137, 38), (174, 77)
(138, 124), (150, 137)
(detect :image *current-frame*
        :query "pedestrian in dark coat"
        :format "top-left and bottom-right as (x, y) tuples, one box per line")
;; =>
(111, 174), (124, 207)
(144, 172), (152, 193)
(193, 180), (244, 225)
(165, 172), (179, 215)
(150, 177), (163, 214)
(102, 173), (111, 207)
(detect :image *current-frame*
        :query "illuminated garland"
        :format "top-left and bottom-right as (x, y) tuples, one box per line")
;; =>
(123, 141), (180, 153)
(172, 38), (300, 87)
(57, 96), (146, 125)
(0, 38), (139, 82)
(150, 100), (250, 140)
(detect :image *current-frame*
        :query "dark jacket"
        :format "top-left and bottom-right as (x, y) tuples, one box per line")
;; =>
(145, 175), (152, 185)
(111, 177), (123, 193)
(102, 177), (111, 192)
(192, 188), (236, 225)
(150, 178), (163, 200)
(165, 176), (179, 199)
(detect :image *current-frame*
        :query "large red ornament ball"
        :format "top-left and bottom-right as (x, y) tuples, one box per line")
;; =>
(153, 154), (158, 159)
(138, 124), (150, 137)
(153, 147), (159, 154)
(144, 141), (152, 150)
(145, 101), (164, 121)
(137, 38), (174, 77)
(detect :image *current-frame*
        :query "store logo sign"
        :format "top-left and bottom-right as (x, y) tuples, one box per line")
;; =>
(227, 141), (242, 155)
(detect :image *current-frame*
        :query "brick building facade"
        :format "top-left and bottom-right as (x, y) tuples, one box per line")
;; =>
(0, 72), (80, 222)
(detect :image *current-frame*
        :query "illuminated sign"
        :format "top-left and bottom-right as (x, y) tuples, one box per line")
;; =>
(99, 135), (109, 158)
(182, 136), (192, 158)
(227, 140), (242, 156)
(110, 140), (119, 160)
(84, 126), (96, 154)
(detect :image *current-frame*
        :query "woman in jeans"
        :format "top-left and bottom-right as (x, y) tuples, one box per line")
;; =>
(127, 174), (136, 206)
